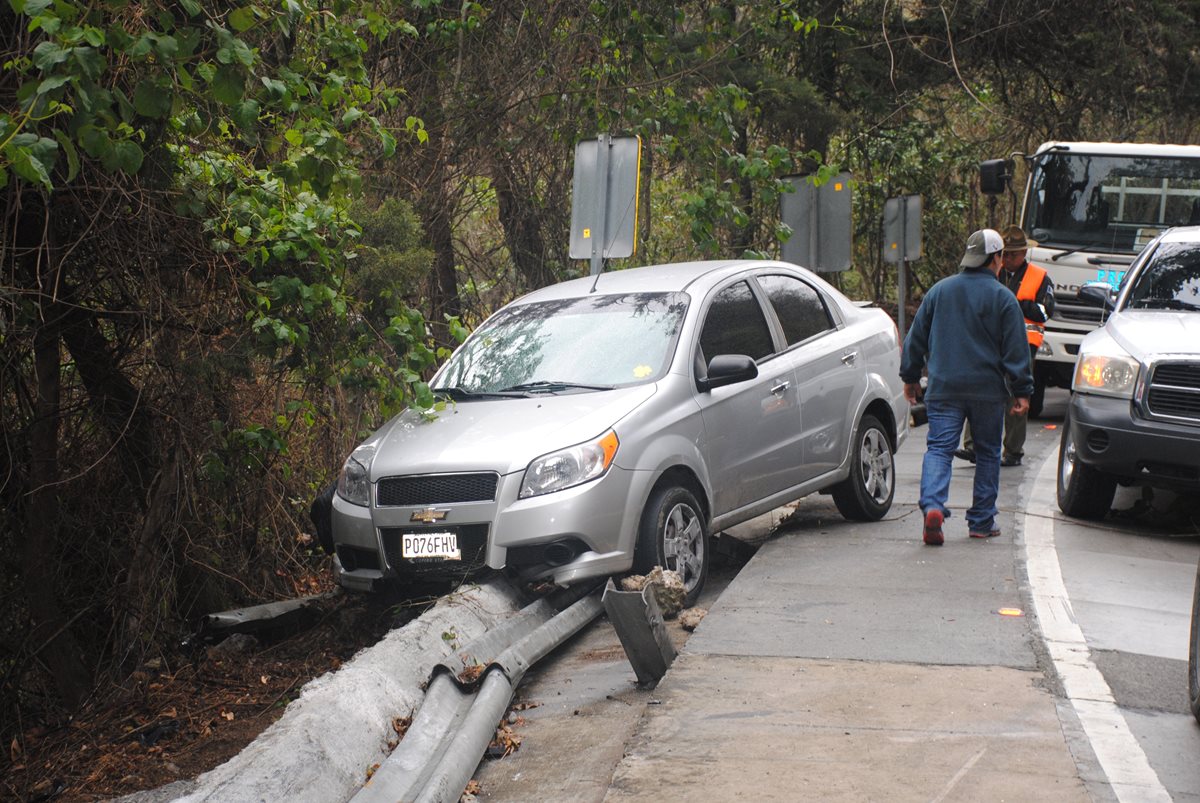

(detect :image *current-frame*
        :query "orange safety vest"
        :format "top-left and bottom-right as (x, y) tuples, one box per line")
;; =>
(1016, 263), (1048, 348)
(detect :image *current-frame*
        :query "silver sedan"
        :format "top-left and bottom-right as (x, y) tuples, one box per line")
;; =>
(331, 259), (909, 605)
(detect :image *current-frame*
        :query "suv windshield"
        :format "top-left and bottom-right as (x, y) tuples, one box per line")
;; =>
(1125, 241), (1200, 311)
(1027, 153), (1200, 254)
(434, 292), (688, 394)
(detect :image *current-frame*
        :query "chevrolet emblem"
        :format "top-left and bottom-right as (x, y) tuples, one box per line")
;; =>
(410, 508), (449, 524)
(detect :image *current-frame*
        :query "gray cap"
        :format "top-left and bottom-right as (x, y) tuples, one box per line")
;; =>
(959, 228), (1004, 268)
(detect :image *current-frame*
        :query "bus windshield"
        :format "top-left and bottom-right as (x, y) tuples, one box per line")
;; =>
(1026, 152), (1200, 255)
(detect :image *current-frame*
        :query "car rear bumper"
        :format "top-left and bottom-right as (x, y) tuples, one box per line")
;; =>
(1068, 393), (1200, 489)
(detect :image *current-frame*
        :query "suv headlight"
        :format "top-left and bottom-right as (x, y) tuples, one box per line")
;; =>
(520, 430), (619, 498)
(336, 444), (377, 506)
(1073, 352), (1140, 399)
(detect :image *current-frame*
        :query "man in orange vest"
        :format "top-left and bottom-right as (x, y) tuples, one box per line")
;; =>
(955, 225), (1055, 466)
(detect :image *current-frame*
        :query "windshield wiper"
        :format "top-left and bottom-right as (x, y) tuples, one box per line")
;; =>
(496, 380), (614, 394)
(431, 386), (511, 401)
(1050, 244), (1095, 261)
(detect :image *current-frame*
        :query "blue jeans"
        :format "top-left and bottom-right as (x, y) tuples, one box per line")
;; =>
(920, 398), (1005, 533)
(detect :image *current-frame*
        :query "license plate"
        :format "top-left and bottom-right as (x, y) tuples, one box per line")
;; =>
(401, 531), (461, 561)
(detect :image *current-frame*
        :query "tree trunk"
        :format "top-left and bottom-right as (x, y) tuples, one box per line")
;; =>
(419, 173), (462, 350)
(492, 161), (553, 290)
(23, 312), (91, 709)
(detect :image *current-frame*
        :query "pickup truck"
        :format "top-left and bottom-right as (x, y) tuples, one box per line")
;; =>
(1056, 225), (1200, 519)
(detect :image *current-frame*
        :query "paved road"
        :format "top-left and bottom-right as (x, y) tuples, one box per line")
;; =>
(472, 388), (1200, 801)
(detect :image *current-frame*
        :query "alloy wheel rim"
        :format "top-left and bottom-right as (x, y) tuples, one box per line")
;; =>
(861, 428), (893, 504)
(662, 502), (703, 592)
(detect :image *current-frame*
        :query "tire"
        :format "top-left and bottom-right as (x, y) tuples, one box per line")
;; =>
(1185, 554), (1195, 724)
(1056, 410), (1116, 519)
(831, 414), (895, 522)
(1029, 377), (1046, 419)
(634, 485), (709, 608)
(1189, 557), (1200, 725)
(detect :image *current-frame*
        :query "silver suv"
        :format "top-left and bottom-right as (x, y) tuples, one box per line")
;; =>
(331, 259), (909, 604)
(1057, 226), (1200, 518)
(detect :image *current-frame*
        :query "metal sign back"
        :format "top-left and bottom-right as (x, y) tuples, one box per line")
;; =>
(882, 194), (922, 263)
(570, 135), (642, 273)
(781, 172), (853, 272)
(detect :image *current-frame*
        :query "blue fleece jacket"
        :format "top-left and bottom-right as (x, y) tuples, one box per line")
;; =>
(900, 267), (1034, 402)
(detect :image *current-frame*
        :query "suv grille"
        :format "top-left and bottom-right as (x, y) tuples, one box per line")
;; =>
(1147, 361), (1200, 422)
(377, 473), (499, 506)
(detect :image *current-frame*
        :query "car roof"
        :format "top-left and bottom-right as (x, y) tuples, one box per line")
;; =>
(511, 259), (816, 304)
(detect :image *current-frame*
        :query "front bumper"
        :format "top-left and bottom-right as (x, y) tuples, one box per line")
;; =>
(1068, 393), (1200, 489)
(330, 464), (653, 590)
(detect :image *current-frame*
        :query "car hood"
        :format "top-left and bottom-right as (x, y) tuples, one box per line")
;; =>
(367, 384), (658, 479)
(1107, 311), (1200, 360)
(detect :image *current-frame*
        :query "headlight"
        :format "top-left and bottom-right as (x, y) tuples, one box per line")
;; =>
(1073, 353), (1140, 398)
(336, 444), (377, 506)
(520, 430), (620, 498)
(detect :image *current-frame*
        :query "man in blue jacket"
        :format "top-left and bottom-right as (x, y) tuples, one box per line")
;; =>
(900, 229), (1034, 546)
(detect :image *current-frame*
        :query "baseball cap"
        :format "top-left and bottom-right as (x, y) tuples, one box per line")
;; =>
(959, 228), (1004, 268)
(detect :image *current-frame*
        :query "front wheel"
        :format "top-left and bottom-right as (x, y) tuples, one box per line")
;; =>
(831, 414), (895, 522)
(1189, 557), (1200, 724)
(634, 485), (708, 608)
(1056, 410), (1116, 519)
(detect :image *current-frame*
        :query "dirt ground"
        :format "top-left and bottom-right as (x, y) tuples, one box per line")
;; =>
(2, 586), (437, 803)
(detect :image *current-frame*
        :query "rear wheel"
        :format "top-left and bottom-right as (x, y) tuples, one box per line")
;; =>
(1056, 410), (1116, 519)
(1189, 557), (1200, 724)
(831, 414), (895, 522)
(634, 485), (708, 608)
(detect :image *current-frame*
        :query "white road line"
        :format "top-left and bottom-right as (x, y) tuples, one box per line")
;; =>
(1023, 453), (1171, 802)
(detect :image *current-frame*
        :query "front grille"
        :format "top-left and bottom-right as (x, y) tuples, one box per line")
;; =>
(379, 524), (490, 580)
(1051, 301), (1105, 325)
(377, 473), (499, 506)
(1147, 361), (1200, 422)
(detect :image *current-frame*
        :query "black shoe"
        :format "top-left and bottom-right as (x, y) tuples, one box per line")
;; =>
(954, 448), (976, 463)
(1001, 454), (1022, 467)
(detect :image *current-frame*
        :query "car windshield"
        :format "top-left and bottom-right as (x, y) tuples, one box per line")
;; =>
(1124, 241), (1200, 311)
(1026, 152), (1200, 254)
(434, 292), (689, 394)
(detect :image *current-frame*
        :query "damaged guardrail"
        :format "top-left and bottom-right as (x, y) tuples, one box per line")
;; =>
(352, 582), (604, 803)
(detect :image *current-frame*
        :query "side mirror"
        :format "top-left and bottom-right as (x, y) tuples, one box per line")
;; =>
(1077, 281), (1117, 311)
(979, 159), (1012, 196)
(697, 354), (758, 392)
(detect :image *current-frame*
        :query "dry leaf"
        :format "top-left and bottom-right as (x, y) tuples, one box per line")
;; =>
(260, 675), (270, 684)
(457, 664), (485, 683)
(220, 710), (235, 721)
(511, 701), (541, 711)
(392, 716), (412, 739)
(10, 736), (21, 762)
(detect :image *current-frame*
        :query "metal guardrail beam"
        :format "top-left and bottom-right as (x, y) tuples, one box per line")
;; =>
(353, 583), (604, 803)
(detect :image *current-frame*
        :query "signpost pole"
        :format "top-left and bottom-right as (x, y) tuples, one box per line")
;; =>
(590, 134), (611, 276)
(898, 199), (908, 342)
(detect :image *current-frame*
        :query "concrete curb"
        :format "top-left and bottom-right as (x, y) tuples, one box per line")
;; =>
(119, 578), (529, 803)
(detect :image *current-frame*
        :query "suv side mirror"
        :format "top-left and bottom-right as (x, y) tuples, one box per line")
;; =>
(697, 354), (758, 392)
(1077, 281), (1117, 311)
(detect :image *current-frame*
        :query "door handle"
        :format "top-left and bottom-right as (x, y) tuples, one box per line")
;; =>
(841, 351), (858, 364)
(770, 381), (790, 395)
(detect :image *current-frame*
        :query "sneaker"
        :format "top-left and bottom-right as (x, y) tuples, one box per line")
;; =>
(969, 528), (1002, 539)
(954, 448), (976, 463)
(1001, 454), (1022, 467)
(923, 509), (944, 546)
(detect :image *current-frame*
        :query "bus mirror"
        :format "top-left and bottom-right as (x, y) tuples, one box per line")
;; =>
(979, 159), (1012, 196)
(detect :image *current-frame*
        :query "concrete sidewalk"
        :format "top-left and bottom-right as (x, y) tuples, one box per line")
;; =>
(603, 421), (1093, 801)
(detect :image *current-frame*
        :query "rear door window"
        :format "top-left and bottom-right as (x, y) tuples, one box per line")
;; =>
(757, 274), (834, 345)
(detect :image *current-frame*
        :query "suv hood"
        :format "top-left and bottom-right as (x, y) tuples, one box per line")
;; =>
(1107, 311), (1200, 360)
(367, 384), (657, 479)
